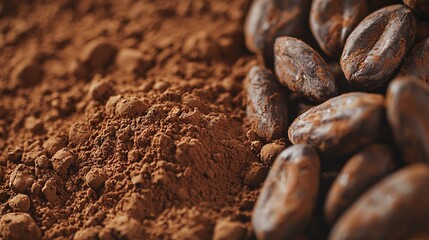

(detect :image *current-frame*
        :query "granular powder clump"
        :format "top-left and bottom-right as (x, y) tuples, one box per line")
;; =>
(0, 0), (263, 239)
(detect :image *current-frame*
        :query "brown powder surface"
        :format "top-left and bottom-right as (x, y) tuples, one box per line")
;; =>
(0, 0), (268, 239)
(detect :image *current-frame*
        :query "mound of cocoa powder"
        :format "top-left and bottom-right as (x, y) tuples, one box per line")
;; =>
(0, 0), (269, 239)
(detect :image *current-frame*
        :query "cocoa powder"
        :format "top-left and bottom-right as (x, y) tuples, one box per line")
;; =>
(0, 1), (260, 239)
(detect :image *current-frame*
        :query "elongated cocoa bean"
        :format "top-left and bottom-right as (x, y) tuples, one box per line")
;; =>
(288, 92), (385, 158)
(330, 164), (429, 240)
(274, 36), (338, 103)
(246, 65), (288, 142)
(341, 4), (416, 90)
(244, 0), (311, 67)
(310, 0), (368, 58)
(324, 143), (395, 225)
(252, 144), (320, 240)
(386, 77), (429, 164)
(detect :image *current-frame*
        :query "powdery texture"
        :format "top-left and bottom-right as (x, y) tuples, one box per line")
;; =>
(0, 0), (262, 239)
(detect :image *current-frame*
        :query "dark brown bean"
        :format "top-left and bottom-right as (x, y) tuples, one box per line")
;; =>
(329, 163), (429, 240)
(310, 0), (368, 58)
(404, 0), (429, 17)
(244, 0), (311, 67)
(246, 66), (288, 142)
(274, 36), (338, 103)
(386, 77), (429, 164)
(324, 143), (395, 225)
(288, 92), (385, 158)
(341, 4), (416, 90)
(252, 144), (320, 240)
(397, 38), (429, 83)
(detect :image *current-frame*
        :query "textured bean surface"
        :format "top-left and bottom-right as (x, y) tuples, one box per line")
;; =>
(341, 4), (416, 90)
(404, 0), (429, 17)
(310, 0), (367, 58)
(330, 164), (429, 240)
(252, 145), (320, 240)
(325, 143), (395, 225)
(397, 38), (429, 84)
(246, 65), (288, 141)
(274, 36), (337, 103)
(288, 92), (385, 158)
(244, 0), (311, 66)
(387, 77), (429, 164)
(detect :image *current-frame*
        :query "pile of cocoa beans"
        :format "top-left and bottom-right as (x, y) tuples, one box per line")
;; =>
(244, 0), (429, 239)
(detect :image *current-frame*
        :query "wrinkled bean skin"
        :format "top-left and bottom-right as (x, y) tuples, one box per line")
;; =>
(386, 77), (429, 164)
(404, 0), (429, 17)
(325, 143), (395, 225)
(246, 66), (288, 142)
(288, 92), (385, 158)
(341, 5), (416, 90)
(310, 0), (368, 58)
(274, 36), (338, 103)
(252, 145), (320, 240)
(329, 164), (429, 240)
(244, 0), (311, 67)
(397, 38), (429, 83)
